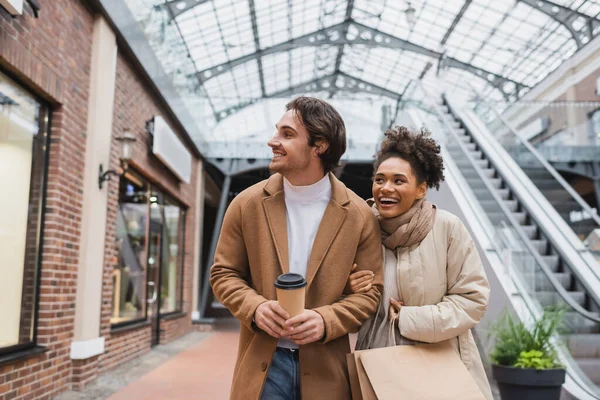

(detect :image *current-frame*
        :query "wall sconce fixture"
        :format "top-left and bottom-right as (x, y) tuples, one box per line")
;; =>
(98, 132), (137, 189)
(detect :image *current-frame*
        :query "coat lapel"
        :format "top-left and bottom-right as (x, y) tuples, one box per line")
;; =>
(305, 174), (350, 289)
(305, 201), (347, 289)
(263, 175), (289, 274)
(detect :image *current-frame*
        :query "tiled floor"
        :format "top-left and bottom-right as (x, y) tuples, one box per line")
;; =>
(57, 319), (500, 399)
(107, 327), (238, 400)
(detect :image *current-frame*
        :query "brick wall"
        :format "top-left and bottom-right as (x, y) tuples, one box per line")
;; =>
(0, 1), (200, 399)
(0, 1), (94, 398)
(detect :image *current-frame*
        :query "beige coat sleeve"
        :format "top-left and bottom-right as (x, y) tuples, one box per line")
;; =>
(314, 208), (383, 343)
(209, 196), (267, 331)
(399, 218), (490, 343)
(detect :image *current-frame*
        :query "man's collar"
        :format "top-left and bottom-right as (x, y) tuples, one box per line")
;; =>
(264, 172), (349, 205)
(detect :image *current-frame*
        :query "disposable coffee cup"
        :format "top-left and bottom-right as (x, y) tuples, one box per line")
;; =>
(274, 273), (307, 317)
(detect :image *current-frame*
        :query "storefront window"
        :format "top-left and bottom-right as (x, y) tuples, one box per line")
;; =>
(0, 71), (49, 351)
(111, 175), (149, 324)
(111, 175), (185, 325)
(160, 199), (185, 314)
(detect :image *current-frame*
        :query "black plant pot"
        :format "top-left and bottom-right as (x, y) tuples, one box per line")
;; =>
(492, 364), (566, 400)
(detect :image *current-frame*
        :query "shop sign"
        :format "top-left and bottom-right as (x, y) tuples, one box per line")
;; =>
(152, 116), (192, 184)
(0, 0), (23, 15)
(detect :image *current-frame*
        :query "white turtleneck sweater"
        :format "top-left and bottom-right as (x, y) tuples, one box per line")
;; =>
(278, 174), (332, 349)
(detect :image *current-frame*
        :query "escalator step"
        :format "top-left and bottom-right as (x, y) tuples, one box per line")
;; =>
(504, 199), (518, 212)
(453, 159), (488, 169)
(479, 199), (507, 212)
(483, 168), (495, 178)
(468, 179), (502, 190)
(541, 255), (560, 271)
(531, 239), (548, 254)
(536, 291), (585, 307)
(565, 312), (600, 334)
(522, 225), (537, 239)
(575, 358), (600, 384)
(472, 188), (510, 200)
(512, 212), (527, 225)
(468, 150), (482, 159)
(528, 272), (570, 291)
(569, 334), (600, 358)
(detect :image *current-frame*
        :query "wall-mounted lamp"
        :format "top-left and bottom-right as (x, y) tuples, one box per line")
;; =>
(98, 132), (137, 189)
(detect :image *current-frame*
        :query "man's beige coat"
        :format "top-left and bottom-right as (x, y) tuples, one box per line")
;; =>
(210, 173), (383, 400)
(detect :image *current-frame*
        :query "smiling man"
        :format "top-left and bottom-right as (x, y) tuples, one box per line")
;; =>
(210, 97), (383, 400)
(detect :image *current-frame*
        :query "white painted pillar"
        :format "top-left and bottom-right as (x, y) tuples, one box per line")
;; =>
(71, 16), (117, 360)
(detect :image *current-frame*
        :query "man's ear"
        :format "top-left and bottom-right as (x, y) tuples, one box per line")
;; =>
(313, 140), (329, 156)
(416, 182), (427, 200)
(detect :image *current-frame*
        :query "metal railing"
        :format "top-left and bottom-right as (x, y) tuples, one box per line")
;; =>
(466, 88), (600, 242)
(415, 81), (600, 325)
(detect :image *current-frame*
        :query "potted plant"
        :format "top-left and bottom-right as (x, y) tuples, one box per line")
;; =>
(490, 308), (566, 400)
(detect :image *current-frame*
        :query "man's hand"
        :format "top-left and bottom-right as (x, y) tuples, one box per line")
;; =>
(281, 309), (325, 345)
(254, 301), (290, 339)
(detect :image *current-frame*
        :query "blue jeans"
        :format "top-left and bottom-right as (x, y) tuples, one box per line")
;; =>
(260, 348), (301, 400)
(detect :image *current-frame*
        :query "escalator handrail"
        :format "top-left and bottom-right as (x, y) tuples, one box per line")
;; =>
(416, 81), (600, 324)
(468, 86), (600, 230)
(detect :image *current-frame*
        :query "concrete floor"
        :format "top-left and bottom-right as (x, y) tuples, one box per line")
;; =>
(55, 319), (500, 400)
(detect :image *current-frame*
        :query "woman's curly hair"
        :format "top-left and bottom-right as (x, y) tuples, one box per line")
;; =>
(374, 126), (445, 190)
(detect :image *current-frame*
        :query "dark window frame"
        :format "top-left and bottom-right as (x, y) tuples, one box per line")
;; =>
(110, 172), (152, 328)
(157, 194), (187, 317)
(0, 70), (51, 357)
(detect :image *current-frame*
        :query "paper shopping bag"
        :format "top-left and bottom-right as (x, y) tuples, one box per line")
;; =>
(357, 341), (485, 400)
(346, 352), (377, 400)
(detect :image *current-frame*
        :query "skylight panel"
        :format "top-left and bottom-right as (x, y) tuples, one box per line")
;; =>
(256, 0), (290, 48)
(231, 61), (262, 101)
(262, 51), (291, 95)
(213, 0), (255, 60)
(203, 71), (242, 113)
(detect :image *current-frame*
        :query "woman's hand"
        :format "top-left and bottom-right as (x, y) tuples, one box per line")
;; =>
(345, 264), (375, 294)
(388, 298), (404, 322)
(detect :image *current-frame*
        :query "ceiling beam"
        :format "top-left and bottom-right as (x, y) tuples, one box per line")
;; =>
(197, 21), (350, 83)
(213, 72), (404, 122)
(248, 0), (266, 97)
(330, 0), (355, 98)
(518, 0), (600, 48)
(441, 0), (473, 45)
(198, 20), (528, 100)
(438, 55), (529, 101)
(162, 0), (211, 20)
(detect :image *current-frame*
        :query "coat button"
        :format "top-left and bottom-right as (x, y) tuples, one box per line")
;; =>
(261, 362), (268, 371)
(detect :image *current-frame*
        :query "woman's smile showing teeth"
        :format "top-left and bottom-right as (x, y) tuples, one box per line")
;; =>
(378, 197), (400, 207)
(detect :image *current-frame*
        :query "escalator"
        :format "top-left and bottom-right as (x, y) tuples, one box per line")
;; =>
(402, 81), (600, 399)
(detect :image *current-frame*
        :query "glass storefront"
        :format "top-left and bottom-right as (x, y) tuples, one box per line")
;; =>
(0, 70), (49, 352)
(111, 172), (185, 326)
(113, 175), (149, 324)
(160, 198), (185, 314)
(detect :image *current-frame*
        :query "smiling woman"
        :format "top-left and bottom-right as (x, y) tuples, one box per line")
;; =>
(372, 126), (445, 219)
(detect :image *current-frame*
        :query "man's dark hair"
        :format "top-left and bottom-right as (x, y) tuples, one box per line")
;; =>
(285, 97), (346, 173)
(374, 126), (445, 190)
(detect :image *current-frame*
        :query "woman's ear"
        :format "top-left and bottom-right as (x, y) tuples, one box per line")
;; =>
(416, 182), (427, 200)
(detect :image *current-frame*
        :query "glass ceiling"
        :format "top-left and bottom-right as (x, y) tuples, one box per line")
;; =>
(122, 0), (600, 150)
